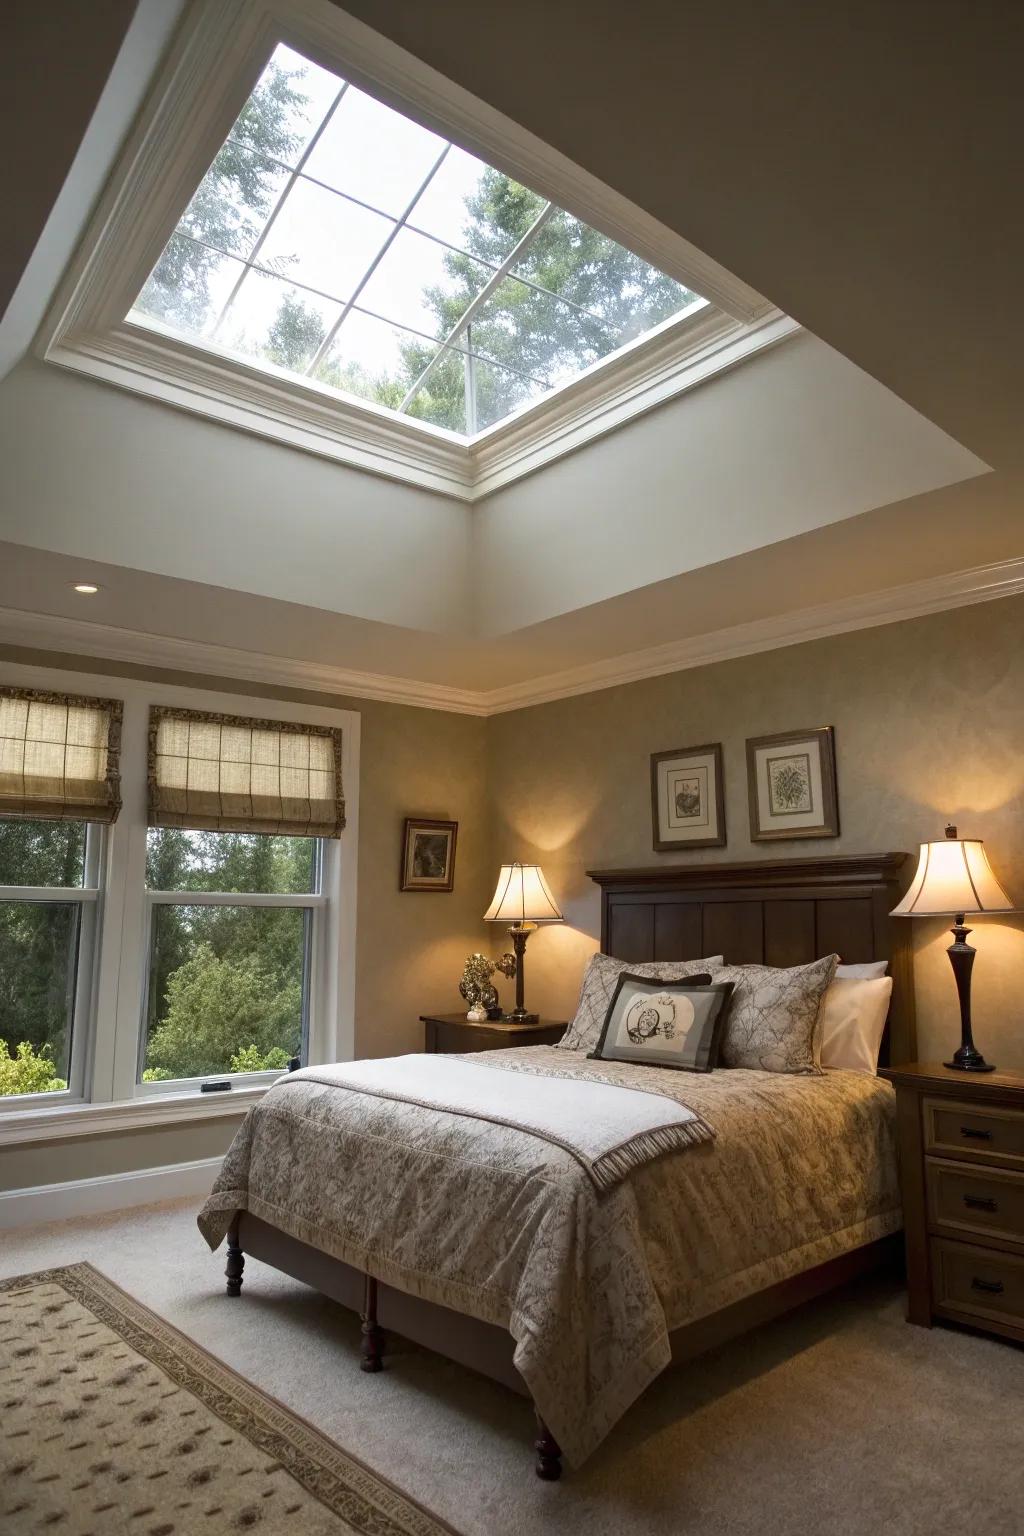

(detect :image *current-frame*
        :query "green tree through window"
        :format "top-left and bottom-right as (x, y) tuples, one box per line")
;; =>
(143, 830), (314, 1082)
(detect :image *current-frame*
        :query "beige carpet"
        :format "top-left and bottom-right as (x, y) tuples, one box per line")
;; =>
(3, 1198), (1024, 1536)
(1, 1263), (458, 1536)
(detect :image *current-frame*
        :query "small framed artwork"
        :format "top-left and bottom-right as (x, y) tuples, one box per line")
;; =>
(650, 742), (726, 852)
(400, 817), (458, 891)
(746, 726), (839, 841)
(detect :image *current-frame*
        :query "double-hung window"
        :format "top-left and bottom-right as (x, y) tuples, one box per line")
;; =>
(0, 669), (358, 1130)
(140, 707), (343, 1091)
(0, 688), (120, 1103)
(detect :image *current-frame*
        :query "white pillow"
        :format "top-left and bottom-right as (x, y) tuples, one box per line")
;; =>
(836, 960), (888, 980)
(818, 976), (893, 1073)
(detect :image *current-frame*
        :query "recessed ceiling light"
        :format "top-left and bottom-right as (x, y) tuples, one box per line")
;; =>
(72, 582), (100, 594)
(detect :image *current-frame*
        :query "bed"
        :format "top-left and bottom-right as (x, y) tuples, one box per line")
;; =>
(198, 851), (914, 1480)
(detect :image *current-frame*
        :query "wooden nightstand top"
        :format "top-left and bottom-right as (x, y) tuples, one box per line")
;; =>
(880, 1062), (1024, 1100)
(420, 1013), (566, 1034)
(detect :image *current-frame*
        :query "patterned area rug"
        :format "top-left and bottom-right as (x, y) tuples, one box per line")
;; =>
(0, 1263), (459, 1536)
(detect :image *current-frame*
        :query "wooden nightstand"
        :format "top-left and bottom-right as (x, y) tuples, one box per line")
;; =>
(880, 1062), (1024, 1344)
(421, 1013), (566, 1054)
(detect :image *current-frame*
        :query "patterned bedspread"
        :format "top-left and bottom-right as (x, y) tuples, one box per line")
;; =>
(198, 1048), (899, 1466)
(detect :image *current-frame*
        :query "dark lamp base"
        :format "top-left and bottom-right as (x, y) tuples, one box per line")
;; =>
(944, 922), (996, 1073)
(505, 1009), (539, 1024)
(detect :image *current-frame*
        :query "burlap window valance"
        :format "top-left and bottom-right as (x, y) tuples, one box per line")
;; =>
(148, 707), (345, 838)
(0, 686), (123, 824)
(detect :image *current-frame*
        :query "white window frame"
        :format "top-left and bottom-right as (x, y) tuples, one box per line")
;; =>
(0, 825), (105, 1111)
(137, 864), (327, 1098)
(0, 661), (359, 1143)
(39, 0), (787, 503)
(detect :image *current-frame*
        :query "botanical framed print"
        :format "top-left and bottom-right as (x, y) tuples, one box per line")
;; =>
(650, 742), (726, 851)
(400, 817), (458, 891)
(746, 726), (838, 841)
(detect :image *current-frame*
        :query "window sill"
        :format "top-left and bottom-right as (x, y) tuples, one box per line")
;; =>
(0, 1083), (269, 1148)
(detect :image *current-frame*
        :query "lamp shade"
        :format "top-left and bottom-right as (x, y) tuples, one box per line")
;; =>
(891, 828), (1013, 917)
(483, 863), (563, 924)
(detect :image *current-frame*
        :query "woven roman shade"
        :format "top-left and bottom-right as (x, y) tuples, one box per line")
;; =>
(148, 707), (345, 837)
(0, 686), (123, 823)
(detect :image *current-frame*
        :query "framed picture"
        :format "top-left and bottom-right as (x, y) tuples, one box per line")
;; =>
(400, 817), (458, 891)
(650, 742), (726, 851)
(746, 726), (838, 841)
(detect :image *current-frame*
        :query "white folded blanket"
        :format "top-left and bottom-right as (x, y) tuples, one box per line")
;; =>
(281, 1054), (713, 1192)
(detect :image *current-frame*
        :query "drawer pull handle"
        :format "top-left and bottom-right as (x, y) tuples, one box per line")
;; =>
(963, 1195), (998, 1212)
(970, 1277), (1005, 1295)
(960, 1127), (993, 1141)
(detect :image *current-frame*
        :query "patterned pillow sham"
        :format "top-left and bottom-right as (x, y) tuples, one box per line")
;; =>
(589, 973), (735, 1072)
(714, 953), (839, 1073)
(557, 951), (725, 1053)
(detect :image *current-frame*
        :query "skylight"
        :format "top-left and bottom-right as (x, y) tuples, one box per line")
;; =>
(128, 44), (706, 439)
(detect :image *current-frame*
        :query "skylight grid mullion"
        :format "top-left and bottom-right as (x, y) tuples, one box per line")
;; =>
(504, 269), (617, 331)
(223, 140), (413, 232)
(214, 136), (619, 332)
(464, 325), (478, 436)
(399, 202), (556, 413)
(134, 229), (553, 394)
(304, 143), (452, 377)
(140, 220), (558, 392)
(210, 81), (350, 340)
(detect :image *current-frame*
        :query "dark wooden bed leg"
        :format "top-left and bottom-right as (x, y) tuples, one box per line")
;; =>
(534, 1413), (562, 1481)
(360, 1274), (385, 1372)
(225, 1219), (245, 1297)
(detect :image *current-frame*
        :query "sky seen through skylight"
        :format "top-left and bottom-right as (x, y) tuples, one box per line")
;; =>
(130, 44), (706, 437)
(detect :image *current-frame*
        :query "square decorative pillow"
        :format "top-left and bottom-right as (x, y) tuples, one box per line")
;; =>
(715, 953), (839, 1073)
(588, 972), (734, 1072)
(557, 952), (725, 1053)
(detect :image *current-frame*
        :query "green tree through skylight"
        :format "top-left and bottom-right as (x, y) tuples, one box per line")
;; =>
(133, 46), (699, 435)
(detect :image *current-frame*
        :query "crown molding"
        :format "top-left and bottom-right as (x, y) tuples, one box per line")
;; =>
(0, 607), (490, 715)
(482, 557), (1024, 713)
(0, 559), (1021, 720)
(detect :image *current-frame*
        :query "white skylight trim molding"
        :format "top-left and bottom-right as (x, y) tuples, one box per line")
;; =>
(39, 0), (780, 499)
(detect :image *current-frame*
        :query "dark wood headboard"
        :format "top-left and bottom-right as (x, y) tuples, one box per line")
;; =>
(587, 852), (915, 1066)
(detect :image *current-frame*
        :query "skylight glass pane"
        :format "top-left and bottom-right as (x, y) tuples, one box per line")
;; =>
(468, 275), (615, 385)
(256, 179), (393, 303)
(470, 355), (551, 431)
(177, 141), (291, 261)
(302, 87), (446, 217)
(134, 234), (246, 338)
(219, 271), (342, 372)
(407, 147), (545, 262)
(356, 227), (492, 340)
(513, 209), (699, 346)
(404, 351), (467, 434)
(128, 39), (711, 441)
(312, 311), (438, 411)
(230, 44), (343, 168)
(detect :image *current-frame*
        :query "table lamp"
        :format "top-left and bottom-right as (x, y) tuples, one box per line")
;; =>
(483, 863), (563, 1022)
(891, 825), (1014, 1071)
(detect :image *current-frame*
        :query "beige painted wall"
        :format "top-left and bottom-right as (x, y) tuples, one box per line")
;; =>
(0, 644), (489, 1193)
(484, 595), (1024, 1069)
(4, 593), (1024, 1194)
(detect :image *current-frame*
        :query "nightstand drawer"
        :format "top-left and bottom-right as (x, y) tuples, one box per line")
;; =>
(926, 1157), (1024, 1246)
(924, 1097), (1024, 1169)
(931, 1238), (1024, 1334)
